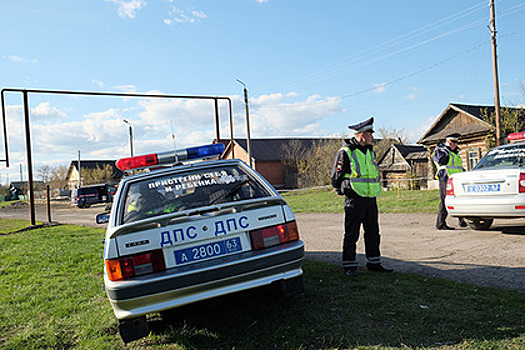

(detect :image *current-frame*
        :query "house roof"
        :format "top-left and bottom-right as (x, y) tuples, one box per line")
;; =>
(227, 138), (340, 162)
(419, 103), (525, 144)
(66, 160), (123, 181)
(393, 144), (428, 160)
(377, 144), (427, 171)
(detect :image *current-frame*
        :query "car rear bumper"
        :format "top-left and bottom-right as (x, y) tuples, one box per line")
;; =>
(105, 240), (304, 319)
(446, 196), (525, 217)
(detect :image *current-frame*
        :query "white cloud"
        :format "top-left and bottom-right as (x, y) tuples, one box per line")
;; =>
(31, 102), (67, 121)
(373, 82), (387, 94)
(113, 84), (138, 92)
(105, 0), (146, 19)
(164, 6), (207, 25)
(406, 87), (421, 100)
(247, 93), (343, 137)
(6, 55), (38, 65)
(255, 0), (269, 3)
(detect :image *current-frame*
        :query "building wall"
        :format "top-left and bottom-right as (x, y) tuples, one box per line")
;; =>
(255, 161), (286, 189)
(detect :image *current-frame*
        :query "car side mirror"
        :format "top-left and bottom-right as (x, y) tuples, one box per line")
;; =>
(96, 212), (110, 224)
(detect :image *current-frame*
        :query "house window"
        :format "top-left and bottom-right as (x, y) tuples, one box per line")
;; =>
(468, 149), (480, 170)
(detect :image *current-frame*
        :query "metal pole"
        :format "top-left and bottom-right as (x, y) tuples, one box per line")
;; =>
(22, 91), (36, 226)
(46, 184), (51, 223)
(214, 98), (220, 142)
(78, 150), (81, 188)
(490, 0), (502, 146)
(236, 79), (252, 167)
(123, 119), (134, 157)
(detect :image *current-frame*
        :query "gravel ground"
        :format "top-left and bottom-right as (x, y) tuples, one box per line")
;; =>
(2, 203), (524, 291)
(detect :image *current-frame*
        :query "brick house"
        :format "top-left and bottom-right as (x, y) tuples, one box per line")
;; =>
(220, 138), (337, 189)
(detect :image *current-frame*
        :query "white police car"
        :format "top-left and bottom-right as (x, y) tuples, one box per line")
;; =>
(445, 132), (525, 230)
(97, 143), (304, 342)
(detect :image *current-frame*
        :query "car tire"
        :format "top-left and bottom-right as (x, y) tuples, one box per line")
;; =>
(277, 275), (304, 298)
(118, 316), (149, 343)
(466, 218), (494, 230)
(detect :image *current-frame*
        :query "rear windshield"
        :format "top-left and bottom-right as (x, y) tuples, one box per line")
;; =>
(121, 164), (271, 224)
(475, 144), (525, 170)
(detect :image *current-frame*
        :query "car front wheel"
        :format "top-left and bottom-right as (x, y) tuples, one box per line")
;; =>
(466, 218), (494, 230)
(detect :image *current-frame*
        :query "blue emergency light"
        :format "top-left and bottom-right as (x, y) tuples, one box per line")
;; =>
(116, 143), (225, 171)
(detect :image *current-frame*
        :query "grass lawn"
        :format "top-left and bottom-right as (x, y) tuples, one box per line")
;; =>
(1, 219), (523, 349)
(281, 186), (441, 213)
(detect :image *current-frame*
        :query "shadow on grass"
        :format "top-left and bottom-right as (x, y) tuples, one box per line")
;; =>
(143, 260), (524, 349)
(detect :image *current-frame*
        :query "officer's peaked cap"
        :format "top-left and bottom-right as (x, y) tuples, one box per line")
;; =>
(445, 133), (461, 141)
(348, 117), (374, 133)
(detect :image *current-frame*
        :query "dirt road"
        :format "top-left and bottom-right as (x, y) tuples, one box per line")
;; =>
(2, 203), (524, 291)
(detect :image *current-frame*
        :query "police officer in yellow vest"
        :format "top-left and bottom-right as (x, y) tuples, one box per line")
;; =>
(432, 133), (467, 230)
(330, 117), (393, 277)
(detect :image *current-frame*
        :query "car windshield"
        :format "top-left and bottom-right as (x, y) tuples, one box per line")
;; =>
(475, 144), (525, 170)
(121, 164), (271, 224)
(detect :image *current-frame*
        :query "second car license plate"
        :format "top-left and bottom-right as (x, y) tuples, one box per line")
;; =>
(465, 184), (501, 193)
(173, 237), (243, 265)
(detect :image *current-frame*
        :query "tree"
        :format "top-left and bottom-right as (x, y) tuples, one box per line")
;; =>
(49, 165), (70, 190)
(480, 107), (525, 148)
(81, 165), (114, 186)
(375, 127), (407, 161)
(36, 165), (53, 183)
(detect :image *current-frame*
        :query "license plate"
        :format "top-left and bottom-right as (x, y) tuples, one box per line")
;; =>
(173, 237), (243, 265)
(464, 184), (501, 193)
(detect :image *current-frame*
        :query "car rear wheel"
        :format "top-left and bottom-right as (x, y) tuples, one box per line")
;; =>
(466, 218), (494, 230)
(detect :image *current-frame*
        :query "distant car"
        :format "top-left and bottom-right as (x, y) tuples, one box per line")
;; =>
(97, 144), (304, 343)
(73, 183), (116, 208)
(445, 132), (525, 230)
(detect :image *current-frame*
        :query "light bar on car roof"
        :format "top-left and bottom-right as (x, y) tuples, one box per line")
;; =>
(116, 143), (225, 171)
(507, 131), (525, 143)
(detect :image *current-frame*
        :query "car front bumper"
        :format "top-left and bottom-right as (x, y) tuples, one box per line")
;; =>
(105, 240), (304, 319)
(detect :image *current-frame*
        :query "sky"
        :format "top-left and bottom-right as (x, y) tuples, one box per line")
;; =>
(1, 0), (525, 184)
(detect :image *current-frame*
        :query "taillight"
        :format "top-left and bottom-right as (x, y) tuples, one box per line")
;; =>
(249, 221), (300, 250)
(446, 178), (454, 196)
(105, 250), (166, 281)
(519, 173), (525, 193)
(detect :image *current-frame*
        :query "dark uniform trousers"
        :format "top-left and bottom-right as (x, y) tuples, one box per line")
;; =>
(342, 196), (381, 268)
(436, 179), (448, 228)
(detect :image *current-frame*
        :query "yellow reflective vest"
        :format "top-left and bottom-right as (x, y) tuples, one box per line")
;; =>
(433, 148), (463, 179)
(343, 147), (381, 198)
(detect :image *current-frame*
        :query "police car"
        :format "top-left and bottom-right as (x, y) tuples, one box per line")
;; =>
(97, 143), (304, 342)
(445, 132), (525, 230)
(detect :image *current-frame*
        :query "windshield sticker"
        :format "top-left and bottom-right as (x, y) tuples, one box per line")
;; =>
(145, 171), (248, 193)
(488, 147), (525, 159)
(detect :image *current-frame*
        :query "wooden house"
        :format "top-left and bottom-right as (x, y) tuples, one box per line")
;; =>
(418, 103), (525, 186)
(65, 160), (123, 190)
(377, 144), (428, 189)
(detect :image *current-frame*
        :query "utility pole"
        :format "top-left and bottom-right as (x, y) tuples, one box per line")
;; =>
(237, 79), (253, 167)
(490, 0), (502, 146)
(78, 150), (81, 188)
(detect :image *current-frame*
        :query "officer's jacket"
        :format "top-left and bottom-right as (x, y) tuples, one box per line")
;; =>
(330, 138), (380, 199)
(432, 142), (464, 180)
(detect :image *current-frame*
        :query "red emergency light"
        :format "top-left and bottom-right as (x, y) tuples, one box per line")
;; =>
(507, 131), (525, 142)
(116, 143), (225, 171)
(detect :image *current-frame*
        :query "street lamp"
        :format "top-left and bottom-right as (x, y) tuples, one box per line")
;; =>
(122, 119), (134, 157)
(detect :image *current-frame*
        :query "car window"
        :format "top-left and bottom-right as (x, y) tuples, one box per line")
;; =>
(121, 165), (271, 224)
(475, 144), (525, 169)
